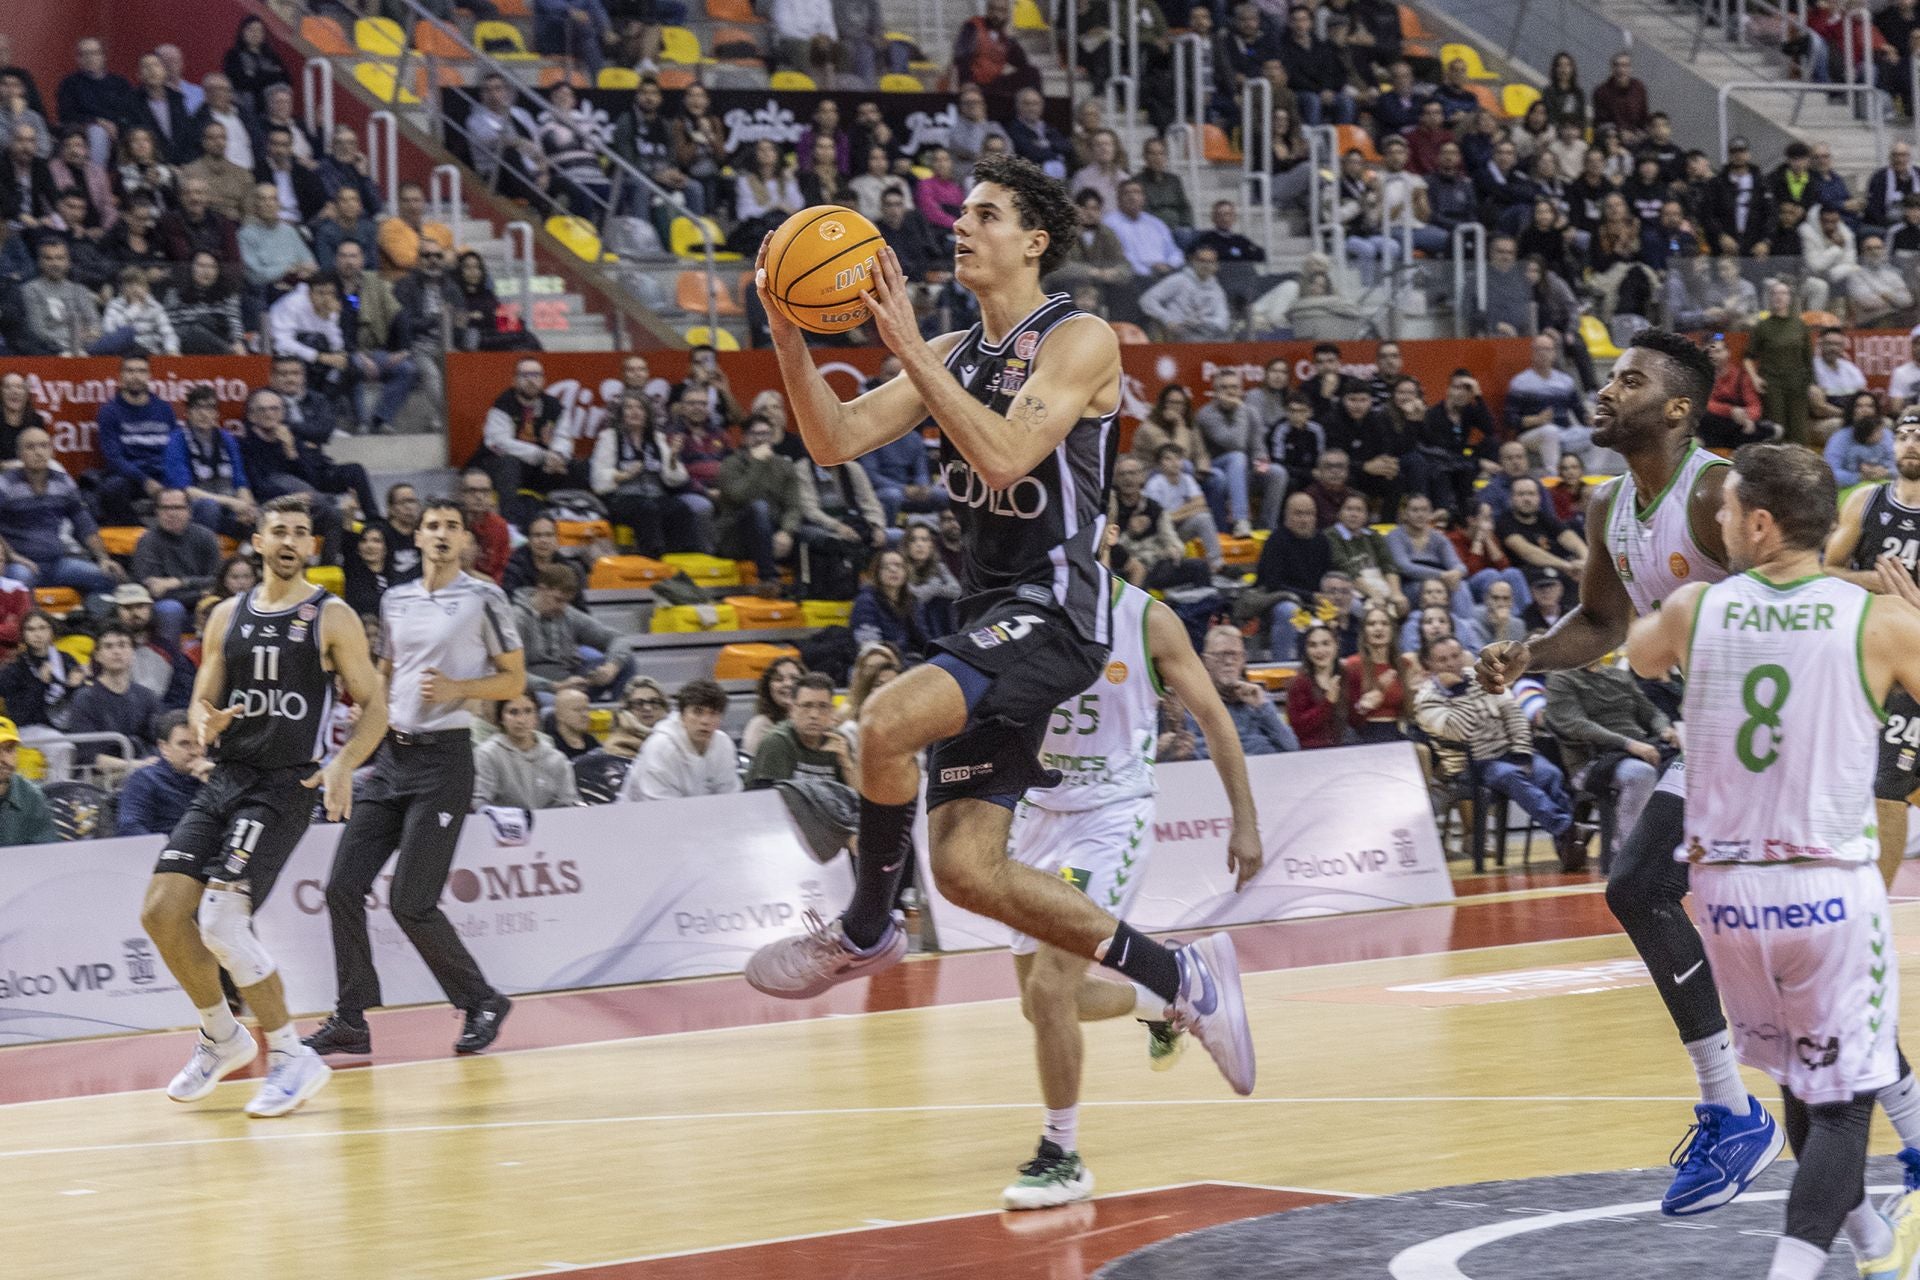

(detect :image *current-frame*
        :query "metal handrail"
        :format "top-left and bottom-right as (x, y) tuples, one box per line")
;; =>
(1240, 76), (1271, 200)
(1104, 0), (1142, 159)
(1384, 191), (1415, 314)
(366, 110), (398, 217)
(1715, 81), (1886, 162)
(1451, 222), (1486, 337)
(302, 56), (334, 149)
(505, 219), (536, 334)
(429, 163), (463, 233)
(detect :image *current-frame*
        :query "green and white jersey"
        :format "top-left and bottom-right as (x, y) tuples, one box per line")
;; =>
(1029, 579), (1160, 813)
(1681, 572), (1883, 866)
(1604, 438), (1730, 616)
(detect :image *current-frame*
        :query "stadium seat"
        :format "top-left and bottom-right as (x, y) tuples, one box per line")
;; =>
(1802, 309), (1841, 327)
(54, 633), (93, 665)
(1014, 0), (1049, 28)
(1111, 321), (1150, 344)
(676, 269), (744, 315)
(598, 66), (641, 89)
(554, 518), (611, 546)
(1202, 123), (1241, 163)
(96, 526), (143, 557)
(1441, 42), (1498, 80)
(707, 0), (763, 22)
(33, 588), (80, 614)
(305, 565), (346, 597)
(879, 73), (924, 92)
(1502, 83), (1540, 117)
(1398, 3), (1436, 38)
(660, 26), (703, 63)
(713, 26), (763, 58)
(1218, 535), (1260, 567)
(1465, 83), (1504, 118)
(14, 746), (43, 781)
(669, 215), (743, 261)
(494, 0), (531, 14)
(657, 67), (696, 89)
(1579, 314), (1622, 359)
(714, 642), (801, 681)
(682, 325), (740, 349)
(547, 214), (614, 262)
(300, 16), (355, 55)
(352, 62), (423, 105)
(664, 552), (744, 586)
(1335, 124), (1381, 161)
(414, 20), (473, 61)
(354, 16), (407, 56)
(588, 554), (671, 588)
(651, 603), (741, 633)
(724, 595), (805, 628)
(769, 70), (817, 89)
(473, 21), (537, 59)
(801, 600), (853, 627)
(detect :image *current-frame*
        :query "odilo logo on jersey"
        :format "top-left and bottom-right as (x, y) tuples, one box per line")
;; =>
(1704, 897), (1847, 934)
(225, 688), (310, 720)
(943, 459), (1049, 519)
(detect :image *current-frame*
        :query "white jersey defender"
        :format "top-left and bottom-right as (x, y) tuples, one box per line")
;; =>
(1007, 580), (1159, 955)
(1683, 572), (1896, 1104)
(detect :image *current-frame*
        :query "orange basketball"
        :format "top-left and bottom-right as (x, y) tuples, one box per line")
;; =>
(763, 205), (884, 334)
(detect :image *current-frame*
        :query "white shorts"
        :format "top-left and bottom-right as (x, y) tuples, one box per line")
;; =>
(1691, 861), (1898, 1105)
(1006, 794), (1156, 957)
(1654, 753), (1687, 800)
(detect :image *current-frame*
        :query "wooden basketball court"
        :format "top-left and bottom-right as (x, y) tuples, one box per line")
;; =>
(8, 868), (1917, 1280)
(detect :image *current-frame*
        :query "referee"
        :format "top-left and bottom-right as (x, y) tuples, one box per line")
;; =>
(305, 497), (527, 1057)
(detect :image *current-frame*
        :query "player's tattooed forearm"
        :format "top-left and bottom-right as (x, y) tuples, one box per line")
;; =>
(1016, 395), (1048, 426)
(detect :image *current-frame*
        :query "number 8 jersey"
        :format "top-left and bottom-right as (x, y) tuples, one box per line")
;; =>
(1682, 572), (1881, 866)
(1029, 580), (1158, 813)
(216, 584), (336, 769)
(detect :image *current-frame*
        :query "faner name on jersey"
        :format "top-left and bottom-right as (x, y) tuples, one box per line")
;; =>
(1721, 600), (1837, 633)
(944, 459), (1049, 520)
(225, 688), (310, 720)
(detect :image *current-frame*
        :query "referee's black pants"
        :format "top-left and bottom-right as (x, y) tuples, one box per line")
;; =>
(325, 732), (495, 1020)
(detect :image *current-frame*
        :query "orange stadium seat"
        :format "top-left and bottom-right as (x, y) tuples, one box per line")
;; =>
(414, 20), (474, 61)
(714, 642), (801, 681)
(33, 587), (80, 614)
(706, 0), (763, 22)
(554, 518), (611, 546)
(300, 16), (355, 55)
(589, 555), (671, 588)
(1466, 82), (1505, 118)
(1112, 321), (1151, 344)
(96, 527), (143, 558)
(1202, 123), (1241, 163)
(656, 66), (696, 89)
(1336, 124), (1381, 161)
(1398, 3), (1435, 38)
(676, 270), (744, 316)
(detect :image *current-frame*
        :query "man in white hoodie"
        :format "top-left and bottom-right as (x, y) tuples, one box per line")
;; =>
(625, 678), (742, 801)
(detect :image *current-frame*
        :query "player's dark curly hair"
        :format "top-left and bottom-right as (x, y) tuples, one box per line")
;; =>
(971, 154), (1077, 276)
(1627, 328), (1715, 424)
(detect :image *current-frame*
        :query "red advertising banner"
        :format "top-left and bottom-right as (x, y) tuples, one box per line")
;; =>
(443, 338), (1541, 466)
(0, 356), (271, 474)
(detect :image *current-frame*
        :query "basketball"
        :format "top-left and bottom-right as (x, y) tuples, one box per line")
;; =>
(763, 205), (884, 334)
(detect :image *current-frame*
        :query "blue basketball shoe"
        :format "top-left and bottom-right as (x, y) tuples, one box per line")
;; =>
(1661, 1095), (1784, 1216)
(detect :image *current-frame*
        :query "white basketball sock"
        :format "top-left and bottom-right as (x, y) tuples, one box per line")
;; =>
(1683, 1032), (1748, 1112)
(1844, 1196), (1894, 1262)
(1132, 982), (1170, 1020)
(264, 1024), (301, 1056)
(1881, 1070), (1920, 1150)
(1043, 1106), (1079, 1153)
(1767, 1236), (1828, 1280)
(197, 1000), (240, 1042)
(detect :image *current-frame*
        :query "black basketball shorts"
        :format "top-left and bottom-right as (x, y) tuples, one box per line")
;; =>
(1877, 690), (1920, 804)
(154, 762), (319, 905)
(925, 588), (1109, 811)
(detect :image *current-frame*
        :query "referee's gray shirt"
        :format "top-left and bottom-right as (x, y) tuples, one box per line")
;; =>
(382, 573), (522, 734)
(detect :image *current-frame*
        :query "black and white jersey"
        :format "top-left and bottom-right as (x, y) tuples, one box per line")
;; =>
(217, 585), (335, 769)
(937, 293), (1118, 644)
(1850, 484), (1920, 578)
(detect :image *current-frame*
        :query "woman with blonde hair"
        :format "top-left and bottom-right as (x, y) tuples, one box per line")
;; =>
(837, 642), (902, 763)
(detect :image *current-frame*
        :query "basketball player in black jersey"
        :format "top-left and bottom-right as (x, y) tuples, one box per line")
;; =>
(744, 154), (1260, 1096)
(1827, 407), (1920, 888)
(139, 495), (389, 1118)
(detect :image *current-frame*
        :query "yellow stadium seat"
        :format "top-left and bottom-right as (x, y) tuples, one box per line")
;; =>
(769, 70), (817, 90)
(714, 642), (801, 681)
(354, 16), (406, 56)
(598, 66), (641, 89)
(669, 214), (744, 261)
(664, 552), (743, 586)
(879, 73), (924, 92)
(1441, 42), (1498, 80)
(54, 634), (94, 665)
(588, 708), (614, 736)
(300, 15), (355, 56)
(1579, 314), (1622, 359)
(1014, 0), (1049, 28)
(660, 26), (703, 63)
(682, 326), (740, 350)
(352, 62), (422, 105)
(1502, 82), (1540, 118)
(546, 214), (614, 262)
(801, 600), (852, 627)
(305, 565), (346, 597)
(589, 554), (672, 588)
(724, 595), (805, 629)
(473, 20), (536, 58)
(650, 603), (741, 633)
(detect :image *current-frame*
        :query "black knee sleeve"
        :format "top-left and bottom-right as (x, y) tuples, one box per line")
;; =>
(1782, 1089), (1874, 1252)
(1604, 792), (1727, 1044)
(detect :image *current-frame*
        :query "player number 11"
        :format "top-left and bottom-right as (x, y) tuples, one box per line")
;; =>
(251, 645), (280, 683)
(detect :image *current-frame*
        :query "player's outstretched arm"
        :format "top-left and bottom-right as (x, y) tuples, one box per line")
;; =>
(1824, 485), (1888, 590)
(1625, 581), (1705, 680)
(1148, 601), (1263, 890)
(753, 233), (955, 466)
(865, 246), (1121, 490)
(1478, 488), (1637, 692)
(188, 597), (241, 748)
